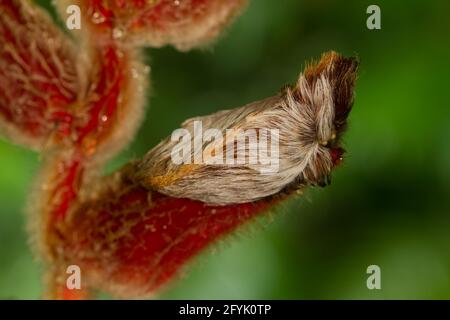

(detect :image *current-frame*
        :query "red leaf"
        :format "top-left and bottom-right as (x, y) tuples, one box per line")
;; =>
(69, 0), (248, 49)
(0, 0), (79, 149)
(55, 175), (279, 298)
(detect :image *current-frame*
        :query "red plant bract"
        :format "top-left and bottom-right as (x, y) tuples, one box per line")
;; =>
(59, 178), (279, 297)
(0, 0), (79, 148)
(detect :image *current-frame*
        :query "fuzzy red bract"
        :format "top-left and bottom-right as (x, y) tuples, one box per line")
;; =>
(58, 181), (277, 297)
(75, 0), (247, 49)
(0, 0), (79, 148)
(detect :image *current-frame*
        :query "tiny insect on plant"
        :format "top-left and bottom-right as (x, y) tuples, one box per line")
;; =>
(0, 0), (358, 299)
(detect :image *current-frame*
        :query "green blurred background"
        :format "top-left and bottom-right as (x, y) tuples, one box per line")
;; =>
(1, 0), (450, 299)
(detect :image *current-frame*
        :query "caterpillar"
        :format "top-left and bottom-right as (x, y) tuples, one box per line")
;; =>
(134, 51), (358, 205)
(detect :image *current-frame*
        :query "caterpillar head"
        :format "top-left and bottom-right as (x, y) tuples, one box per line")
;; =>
(304, 51), (359, 142)
(284, 51), (359, 188)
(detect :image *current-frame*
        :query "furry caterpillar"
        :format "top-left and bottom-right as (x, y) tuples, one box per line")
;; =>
(134, 51), (358, 205)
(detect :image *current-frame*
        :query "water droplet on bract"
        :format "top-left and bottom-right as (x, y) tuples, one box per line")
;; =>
(131, 68), (139, 79)
(92, 12), (106, 24)
(113, 27), (125, 40)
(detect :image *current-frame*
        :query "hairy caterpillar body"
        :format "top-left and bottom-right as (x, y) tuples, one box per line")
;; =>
(134, 52), (358, 205)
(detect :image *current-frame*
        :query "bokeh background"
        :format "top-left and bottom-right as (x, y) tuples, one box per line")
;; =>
(1, 0), (450, 299)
